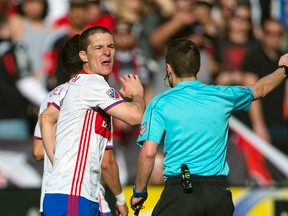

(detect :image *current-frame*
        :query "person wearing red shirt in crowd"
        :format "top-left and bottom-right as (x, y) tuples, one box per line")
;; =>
(53, 0), (115, 32)
(43, 0), (87, 90)
(85, 0), (115, 32)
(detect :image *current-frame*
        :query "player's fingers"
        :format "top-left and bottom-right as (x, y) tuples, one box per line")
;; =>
(127, 74), (139, 80)
(133, 74), (139, 80)
(119, 76), (126, 83)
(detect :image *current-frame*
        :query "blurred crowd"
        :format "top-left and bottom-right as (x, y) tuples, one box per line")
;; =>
(0, 0), (287, 187)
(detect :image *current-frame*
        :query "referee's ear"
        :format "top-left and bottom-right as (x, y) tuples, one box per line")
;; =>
(166, 63), (173, 77)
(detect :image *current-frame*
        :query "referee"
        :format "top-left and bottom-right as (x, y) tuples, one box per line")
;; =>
(130, 38), (288, 215)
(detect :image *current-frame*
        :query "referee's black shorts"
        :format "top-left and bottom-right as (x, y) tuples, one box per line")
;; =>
(152, 175), (234, 216)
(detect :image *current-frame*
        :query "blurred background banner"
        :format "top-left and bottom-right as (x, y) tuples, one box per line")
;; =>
(0, 138), (43, 188)
(229, 116), (288, 177)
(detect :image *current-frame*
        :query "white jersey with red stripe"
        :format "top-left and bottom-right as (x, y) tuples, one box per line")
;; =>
(33, 82), (69, 212)
(45, 71), (124, 203)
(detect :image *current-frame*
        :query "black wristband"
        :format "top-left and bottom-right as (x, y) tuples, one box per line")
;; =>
(133, 186), (147, 198)
(279, 65), (288, 79)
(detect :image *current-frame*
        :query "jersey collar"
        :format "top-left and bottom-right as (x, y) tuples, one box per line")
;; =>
(176, 80), (203, 87)
(80, 70), (89, 74)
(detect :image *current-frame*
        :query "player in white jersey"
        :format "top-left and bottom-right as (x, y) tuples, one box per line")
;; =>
(34, 83), (114, 216)
(33, 82), (69, 214)
(41, 27), (145, 216)
(33, 35), (113, 216)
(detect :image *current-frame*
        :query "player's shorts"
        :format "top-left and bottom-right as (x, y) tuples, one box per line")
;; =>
(43, 193), (100, 216)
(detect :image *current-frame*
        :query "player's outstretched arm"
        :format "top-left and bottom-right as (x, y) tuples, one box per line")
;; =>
(251, 53), (288, 100)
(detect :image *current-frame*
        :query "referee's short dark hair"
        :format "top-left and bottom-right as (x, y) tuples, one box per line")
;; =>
(165, 38), (201, 78)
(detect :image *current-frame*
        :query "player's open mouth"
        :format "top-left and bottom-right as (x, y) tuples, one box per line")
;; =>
(102, 61), (110, 66)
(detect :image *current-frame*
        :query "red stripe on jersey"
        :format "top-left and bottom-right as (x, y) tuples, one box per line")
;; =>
(95, 109), (111, 140)
(69, 109), (94, 214)
(78, 110), (95, 195)
(74, 110), (94, 195)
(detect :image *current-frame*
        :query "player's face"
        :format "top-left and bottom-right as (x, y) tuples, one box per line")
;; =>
(85, 32), (116, 76)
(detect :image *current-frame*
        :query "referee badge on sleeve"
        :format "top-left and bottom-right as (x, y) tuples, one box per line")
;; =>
(139, 122), (147, 136)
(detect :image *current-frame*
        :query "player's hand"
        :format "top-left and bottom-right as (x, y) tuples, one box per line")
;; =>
(278, 53), (288, 67)
(115, 203), (128, 216)
(119, 74), (144, 100)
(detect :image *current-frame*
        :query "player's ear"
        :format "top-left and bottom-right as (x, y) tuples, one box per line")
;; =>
(79, 51), (88, 63)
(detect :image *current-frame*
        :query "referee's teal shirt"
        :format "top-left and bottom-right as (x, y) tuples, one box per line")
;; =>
(137, 80), (254, 180)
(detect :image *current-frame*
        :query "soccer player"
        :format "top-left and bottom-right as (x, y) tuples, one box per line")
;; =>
(33, 34), (81, 214)
(33, 34), (114, 215)
(130, 38), (288, 215)
(42, 26), (145, 216)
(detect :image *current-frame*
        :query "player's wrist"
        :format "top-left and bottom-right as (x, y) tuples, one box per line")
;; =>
(133, 186), (147, 198)
(279, 65), (288, 79)
(131, 92), (144, 102)
(115, 191), (126, 205)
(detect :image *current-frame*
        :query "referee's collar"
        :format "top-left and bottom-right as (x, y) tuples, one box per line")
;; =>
(176, 80), (202, 87)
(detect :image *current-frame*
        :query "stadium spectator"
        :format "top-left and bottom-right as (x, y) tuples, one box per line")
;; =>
(109, 19), (155, 184)
(242, 18), (288, 183)
(142, 0), (197, 94)
(212, 0), (237, 37)
(0, 0), (17, 16)
(181, 22), (219, 84)
(85, 0), (115, 32)
(111, 19), (154, 104)
(45, 0), (69, 24)
(213, 3), (274, 186)
(8, 0), (51, 86)
(0, 12), (47, 139)
(43, 0), (87, 90)
(193, 0), (219, 39)
(112, 0), (149, 26)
